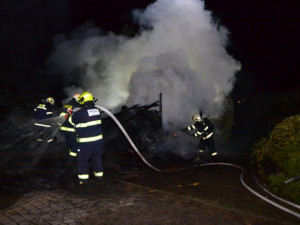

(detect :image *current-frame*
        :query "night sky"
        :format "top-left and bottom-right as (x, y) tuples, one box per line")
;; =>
(0, 0), (299, 105)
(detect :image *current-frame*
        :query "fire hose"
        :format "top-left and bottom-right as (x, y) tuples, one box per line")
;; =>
(96, 105), (300, 219)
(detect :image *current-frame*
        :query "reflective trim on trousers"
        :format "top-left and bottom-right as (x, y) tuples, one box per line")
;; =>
(94, 172), (103, 178)
(78, 174), (89, 180)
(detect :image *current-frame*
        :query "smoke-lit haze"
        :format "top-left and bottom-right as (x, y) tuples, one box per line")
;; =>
(47, 0), (240, 129)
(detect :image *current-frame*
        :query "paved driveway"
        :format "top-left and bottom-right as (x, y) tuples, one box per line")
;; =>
(1, 166), (299, 225)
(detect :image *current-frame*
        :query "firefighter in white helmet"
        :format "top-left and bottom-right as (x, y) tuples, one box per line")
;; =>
(182, 113), (217, 157)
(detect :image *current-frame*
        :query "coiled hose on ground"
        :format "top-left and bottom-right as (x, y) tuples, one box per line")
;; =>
(96, 105), (300, 219)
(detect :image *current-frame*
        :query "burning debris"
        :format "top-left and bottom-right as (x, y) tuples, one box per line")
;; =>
(0, 99), (197, 191)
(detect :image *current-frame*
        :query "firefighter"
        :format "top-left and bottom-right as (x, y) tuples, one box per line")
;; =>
(33, 97), (55, 143)
(182, 113), (218, 157)
(68, 92), (103, 185)
(59, 94), (81, 166)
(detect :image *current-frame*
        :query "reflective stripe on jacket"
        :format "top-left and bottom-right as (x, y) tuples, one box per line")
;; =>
(59, 98), (81, 132)
(34, 103), (53, 121)
(60, 126), (76, 132)
(69, 106), (103, 144)
(186, 117), (215, 139)
(194, 118), (214, 139)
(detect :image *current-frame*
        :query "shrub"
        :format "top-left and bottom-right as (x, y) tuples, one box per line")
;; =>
(252, 115), (300, 204)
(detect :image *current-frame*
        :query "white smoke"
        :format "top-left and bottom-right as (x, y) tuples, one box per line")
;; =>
(47, 0), (240, 129)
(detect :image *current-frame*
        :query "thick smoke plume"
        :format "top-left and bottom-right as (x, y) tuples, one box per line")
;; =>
(47, 0), (240, 129)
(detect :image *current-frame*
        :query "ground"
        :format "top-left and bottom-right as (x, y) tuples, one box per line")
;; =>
(0, 149), (300, 224)
(0, 109), (300, 224)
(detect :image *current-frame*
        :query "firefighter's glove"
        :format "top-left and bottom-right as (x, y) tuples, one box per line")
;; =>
(67, 108), (73, 115)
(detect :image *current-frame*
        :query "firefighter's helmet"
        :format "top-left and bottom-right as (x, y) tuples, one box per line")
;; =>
(192, 114), (202, 122)
(78, 92), (94, 105)
(46, 97), (55, 106)
(73, 93), (81, 102)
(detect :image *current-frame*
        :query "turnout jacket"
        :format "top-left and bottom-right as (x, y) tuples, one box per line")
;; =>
(33, 102), (53, 128)
(34, 102), (53, 120)
(187, 117), (215, 140)
(59, 98), (81, 133)
(69, 103), (103, 147)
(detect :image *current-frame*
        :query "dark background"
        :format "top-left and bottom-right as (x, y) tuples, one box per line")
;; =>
(0, 0), (299, 105)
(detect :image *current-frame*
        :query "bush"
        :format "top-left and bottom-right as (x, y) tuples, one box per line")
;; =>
(252, 115), (300, 204)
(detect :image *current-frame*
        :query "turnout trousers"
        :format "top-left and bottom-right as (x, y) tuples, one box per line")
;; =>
(77, 144), (103, 184)
(199, 136), (216, 154)
(34, 124), (55, 143)
(62, 131), (78, 162)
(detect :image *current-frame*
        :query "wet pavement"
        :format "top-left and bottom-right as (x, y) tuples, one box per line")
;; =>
(1, 164), (300, 225)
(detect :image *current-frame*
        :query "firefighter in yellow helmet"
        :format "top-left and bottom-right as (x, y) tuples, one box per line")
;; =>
(33, 97), (56, 143)
(69, 92), (104, 185)
(59, 94), (81, 166)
